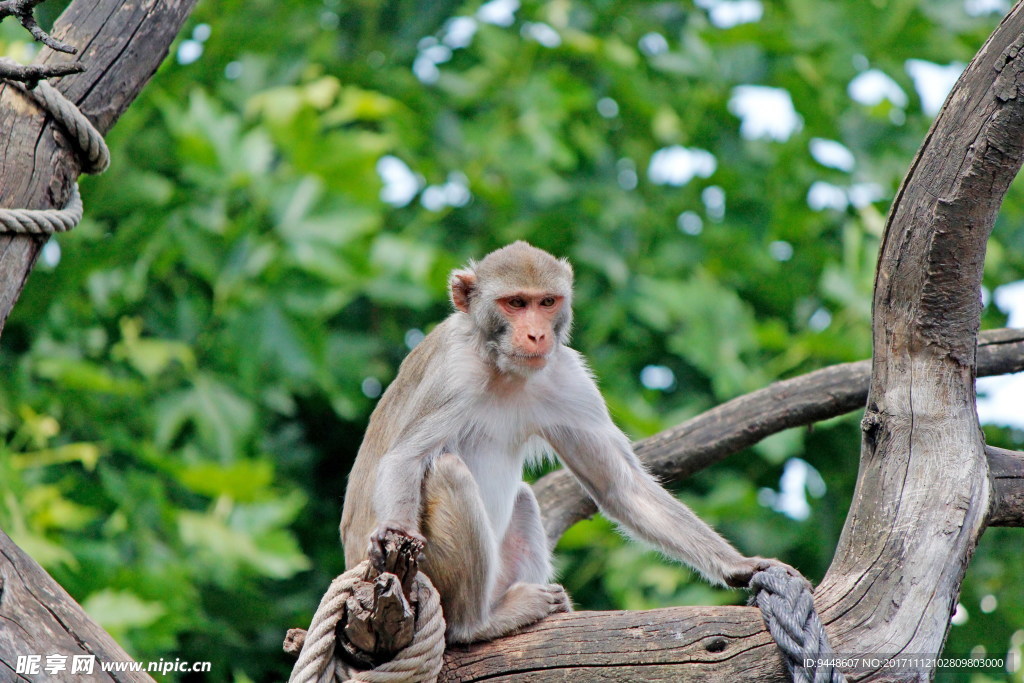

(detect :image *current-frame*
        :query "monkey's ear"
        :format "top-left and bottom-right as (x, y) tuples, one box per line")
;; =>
(450, 270), (477, 313)
(559, 257), (574, 282)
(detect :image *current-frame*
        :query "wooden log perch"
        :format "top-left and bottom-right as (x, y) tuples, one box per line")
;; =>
(440, 607), (787, 682)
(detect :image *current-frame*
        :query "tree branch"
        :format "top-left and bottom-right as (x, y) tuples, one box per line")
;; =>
(0, 58), (84, 88)
(987, 445), (1024, 527)
(0, 0), (77, 54)
(536, 327), (1024, 546)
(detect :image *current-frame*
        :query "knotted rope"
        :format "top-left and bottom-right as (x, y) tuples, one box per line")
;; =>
(288, 561), (446, 683)
(750, 566), (846, 683)
(0, 57), (109, 235)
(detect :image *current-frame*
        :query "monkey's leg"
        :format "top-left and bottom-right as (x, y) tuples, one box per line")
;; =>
(420, 454), (567, 644)
(495, 483), (555, 594)
(419, 452), (497, 636)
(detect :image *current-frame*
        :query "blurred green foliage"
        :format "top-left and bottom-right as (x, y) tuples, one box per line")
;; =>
(1, 0), (1023, 680)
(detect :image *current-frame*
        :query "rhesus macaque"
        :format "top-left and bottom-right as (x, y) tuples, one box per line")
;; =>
(341, 241), (794, 644)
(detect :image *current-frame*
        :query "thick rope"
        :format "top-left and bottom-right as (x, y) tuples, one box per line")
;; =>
(0, 57), (109, 235)
(289, 561), (446, 683)
(750, 566), (846, 683)
(0, 184), (82, 234)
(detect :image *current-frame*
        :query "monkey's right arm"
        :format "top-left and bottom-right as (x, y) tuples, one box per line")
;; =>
(366, 397), (461, 546)
(373, 446), (430, 534)
(356, 327), (460, 548)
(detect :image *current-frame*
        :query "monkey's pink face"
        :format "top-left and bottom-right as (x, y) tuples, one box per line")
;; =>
(497, 292), (565, 369)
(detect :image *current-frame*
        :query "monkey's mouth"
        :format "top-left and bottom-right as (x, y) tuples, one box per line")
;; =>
(511, 353), (548, 368)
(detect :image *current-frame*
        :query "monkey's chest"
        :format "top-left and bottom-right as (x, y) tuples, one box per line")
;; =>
(449, 427), (533, 542)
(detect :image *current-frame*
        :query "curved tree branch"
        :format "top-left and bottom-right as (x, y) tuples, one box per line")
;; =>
(987, 445), (1024, 527)
(816, 3), (1024, 661)
(536, 327), (1024, 546)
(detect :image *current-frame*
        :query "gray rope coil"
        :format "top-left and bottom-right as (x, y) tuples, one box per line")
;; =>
(750, 566), (846, 683)
(289, 561), (446, 683)
(0, 57), (109, 235)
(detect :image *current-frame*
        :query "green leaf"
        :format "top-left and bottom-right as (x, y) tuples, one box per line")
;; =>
(176, 460), (275, 502)
(155, 375), (255, 462)
(82, 589), (166, 632)
(178, 511), (310, 580)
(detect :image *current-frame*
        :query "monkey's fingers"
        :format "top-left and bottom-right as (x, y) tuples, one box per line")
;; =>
(367, 524), (427, 569)
(747, 557), (813, 591)
(544, 584), (573, 614)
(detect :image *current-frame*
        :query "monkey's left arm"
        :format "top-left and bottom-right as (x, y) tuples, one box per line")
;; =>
(545, 424), (762, 585)
(542, 368), (798, 587)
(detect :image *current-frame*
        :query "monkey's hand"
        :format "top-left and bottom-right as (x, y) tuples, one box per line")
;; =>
(726, 556), (810, 590)
(367, 523), (427, 569)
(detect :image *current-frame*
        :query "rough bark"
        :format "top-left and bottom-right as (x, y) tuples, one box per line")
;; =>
(0, 0), (198, 335)
(438, 607), (786, 682)
(0, 529), (150, 682)
(0, 0), (196, 677)
(986, 445), (1024, 527)
(536, 327), (1024, 546)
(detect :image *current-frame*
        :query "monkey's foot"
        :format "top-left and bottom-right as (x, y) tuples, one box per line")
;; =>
(544, 583), (573, 614)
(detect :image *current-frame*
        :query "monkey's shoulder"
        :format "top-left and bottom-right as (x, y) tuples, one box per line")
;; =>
(379, 316), (464, 391)
(364, 316), (471, 430)
(546, 345), (599, 387)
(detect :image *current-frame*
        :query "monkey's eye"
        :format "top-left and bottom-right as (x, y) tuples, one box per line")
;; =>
(508, 297), (527, 309)
(540, 297), (556, 307)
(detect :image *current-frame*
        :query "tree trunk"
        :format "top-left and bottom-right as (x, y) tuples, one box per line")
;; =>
(815, 5), (1024, 672)
(0, 0), (196, 678)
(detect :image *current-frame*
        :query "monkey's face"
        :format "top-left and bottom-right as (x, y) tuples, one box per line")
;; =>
(449, 242), (575, 375)
(493, 291), (565, 371)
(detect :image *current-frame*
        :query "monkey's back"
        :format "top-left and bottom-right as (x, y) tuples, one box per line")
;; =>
(339, 316), (462, 567)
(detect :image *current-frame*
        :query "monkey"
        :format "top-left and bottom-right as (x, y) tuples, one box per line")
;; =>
(340, 241), (797, 644)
